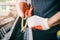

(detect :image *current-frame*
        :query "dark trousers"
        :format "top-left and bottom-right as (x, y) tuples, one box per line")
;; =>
(9, 17), (60, 40)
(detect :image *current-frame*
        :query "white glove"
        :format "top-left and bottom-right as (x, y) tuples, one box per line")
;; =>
(27, 15), (50, 30)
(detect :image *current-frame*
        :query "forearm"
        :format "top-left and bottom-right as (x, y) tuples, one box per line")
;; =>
(48, 11), (60, 27)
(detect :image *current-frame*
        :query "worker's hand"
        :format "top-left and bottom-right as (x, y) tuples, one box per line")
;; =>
(27, 15), (50, 30)
(16, 2), (33, 18)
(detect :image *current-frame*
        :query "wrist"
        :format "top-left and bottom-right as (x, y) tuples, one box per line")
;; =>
(48, 15), (60, 27)
(42, 18), (50, 30)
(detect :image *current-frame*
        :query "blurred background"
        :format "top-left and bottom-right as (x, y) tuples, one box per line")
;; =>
(0, 0), (18, 19)
(0, 0), (19, 39)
